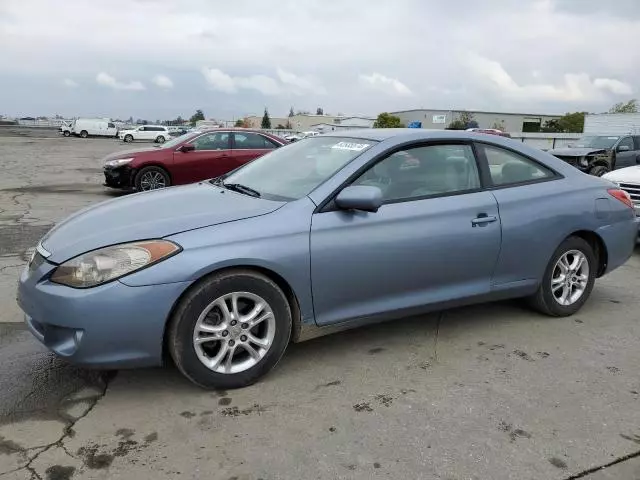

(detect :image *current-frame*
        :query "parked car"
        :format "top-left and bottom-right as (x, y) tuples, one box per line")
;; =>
(603, 166), (640, 232)
(71, 118), (118, 138)
(118, 125), (172, 144)
(103, 128), (286, 191)
(548, 135), (640, 176)
(465, 128), (512, 138)
(18, 129), (637, 389)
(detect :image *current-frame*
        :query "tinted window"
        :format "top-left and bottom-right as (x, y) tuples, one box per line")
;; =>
(108, 122), (115, 128)
(234, 133), (277, 149)
(481, 145), (553, 186)
(352, 144), (480, 202)
(139, 126), (146, 131)
(634, 136), (640, 150)
(192, 132), (230, 151)
(618, 136), (634, 150)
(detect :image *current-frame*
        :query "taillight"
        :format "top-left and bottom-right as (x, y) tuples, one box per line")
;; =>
(608, 188), (633, 208)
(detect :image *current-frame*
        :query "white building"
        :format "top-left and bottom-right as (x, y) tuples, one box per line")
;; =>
(584, 113), (640, 135)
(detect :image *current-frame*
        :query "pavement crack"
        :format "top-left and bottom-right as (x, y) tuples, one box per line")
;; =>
(4, 373), (112, 478)
(433, 311), (443, 362)
(563, 448), (640, 479)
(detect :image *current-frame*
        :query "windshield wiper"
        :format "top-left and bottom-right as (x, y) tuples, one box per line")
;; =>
(221, 182), (261, 198)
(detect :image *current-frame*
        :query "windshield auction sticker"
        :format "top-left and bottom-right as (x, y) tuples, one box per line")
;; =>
(331, 142), (370, 151)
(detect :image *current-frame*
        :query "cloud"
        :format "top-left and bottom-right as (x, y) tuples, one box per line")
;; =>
(593, 78), (633, 95)
(467, 53), (633, 102)
(152, 74), (174, 89)
(202, 67), (324, 96)
(96, 72), (145, 91)
(358, 73), (412, 96)
(62, 78), (78, 88)
(276, 68), (327, 95)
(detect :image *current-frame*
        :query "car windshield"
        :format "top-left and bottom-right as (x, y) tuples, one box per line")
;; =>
(573, 136), (619, 149)
(159, 131), (202, 148)
(218, 137), (377, 201)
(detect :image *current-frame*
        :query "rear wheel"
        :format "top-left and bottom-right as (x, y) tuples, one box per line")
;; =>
(80, 130), (88, 138)
(168, 270), (292, 389)
(156, 135), (165, 144)
(134, 166), (170, 191)
(588, 164), (609, 177)
(529, 236), (596, 317)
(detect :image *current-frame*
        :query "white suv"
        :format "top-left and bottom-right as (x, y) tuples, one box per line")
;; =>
(119, 125), (171, 143)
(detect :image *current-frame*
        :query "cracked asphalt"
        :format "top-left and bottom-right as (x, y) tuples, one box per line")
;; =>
(1, 129), (640, 479)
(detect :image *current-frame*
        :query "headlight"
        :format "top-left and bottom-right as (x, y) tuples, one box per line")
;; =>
(50, 240), (180, 288)
(105, 157), (134, 167)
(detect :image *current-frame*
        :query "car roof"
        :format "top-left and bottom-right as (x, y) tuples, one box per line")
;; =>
(321, 128), (512, 144)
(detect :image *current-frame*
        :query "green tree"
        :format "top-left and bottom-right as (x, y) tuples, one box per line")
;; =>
(234, 119), (244, 127)
(276, 123), (286, 129)
(541, 112), (585, 133)
(189, 109), (205, 126)
(608, 99), (638, 114)
(373, 112), (404, 128)
(289, 106), (295, 117)
(316, 107), (324, 115)
(447, 111), (475, 130)
(446, 120), (466, 130)
(261, 108), (272, 129)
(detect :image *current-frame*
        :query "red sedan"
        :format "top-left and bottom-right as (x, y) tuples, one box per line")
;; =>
(103, 128), (286, 191)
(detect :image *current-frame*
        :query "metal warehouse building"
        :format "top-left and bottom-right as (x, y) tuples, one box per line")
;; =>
(390, 109), (562, 132)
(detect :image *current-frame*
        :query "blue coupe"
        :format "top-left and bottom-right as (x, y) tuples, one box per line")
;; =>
(18, 129), (638, 388)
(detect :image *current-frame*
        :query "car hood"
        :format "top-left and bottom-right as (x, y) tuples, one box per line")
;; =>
(103, 146), (165, 162)
(40, 183), (284, 263)
(603, 165), (640, 184)
(547, 147), (608, 157)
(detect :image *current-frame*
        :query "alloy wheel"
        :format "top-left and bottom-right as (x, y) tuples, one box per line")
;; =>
(139, 171), (166, 190)
(551, 249), (589, 306)
(192, 292), (276, 374)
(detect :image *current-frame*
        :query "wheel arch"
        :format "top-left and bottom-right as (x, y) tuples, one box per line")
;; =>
(567, 230), (608, 277)
(161, 265), (303, 365)
(133, 163), (173, 183)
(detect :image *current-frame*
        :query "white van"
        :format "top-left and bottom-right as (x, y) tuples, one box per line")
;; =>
(73, 118), (118, 138)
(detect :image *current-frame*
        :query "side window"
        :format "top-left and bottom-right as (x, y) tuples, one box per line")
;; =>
(481, 144), (554, 186)
(192, 132), (229, 151)
(234, 133), (273, 149)
(108, 122), (115, 128)
(138, 126), (146, 131)
(633, 136), (640, 150)
(352, 144), (481, 203)
(618, 136), (634, 151)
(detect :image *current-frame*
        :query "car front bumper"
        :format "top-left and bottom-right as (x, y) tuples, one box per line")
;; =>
(103, 165), (134, 189)
(17, 257), (191, 368)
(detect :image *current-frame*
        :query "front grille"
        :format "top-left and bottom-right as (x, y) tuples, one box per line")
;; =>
(619, 182), (640, 203)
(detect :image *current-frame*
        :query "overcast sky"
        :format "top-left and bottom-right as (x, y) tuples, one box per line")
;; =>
(1, 0), (638, 120)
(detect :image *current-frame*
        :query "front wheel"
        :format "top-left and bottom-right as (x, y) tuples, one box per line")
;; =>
(134, 166), (170, 191)
(529, 236), (596, 317)
(124, 134), (133, 143)
(63, 130), (70, 137)
(168, 270), (292, 389)
(588, 164), (610, 177)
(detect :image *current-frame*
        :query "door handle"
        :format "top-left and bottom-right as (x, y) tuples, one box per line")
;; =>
(471, 215), (497, 227)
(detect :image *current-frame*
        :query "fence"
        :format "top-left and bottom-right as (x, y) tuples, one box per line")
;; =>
(509, 132), (581, 150)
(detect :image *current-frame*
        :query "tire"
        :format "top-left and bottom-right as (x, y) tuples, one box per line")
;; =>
(588, 164), (609, 177)
(156, 135), (166, 144)
(134, 166), (171, 191)
(124, 134), (133, 143)
(80, 130), (88, 138)
(529, 236), (596, 317)
(63, 130), (70, 137)
(168, 270), (292, 389)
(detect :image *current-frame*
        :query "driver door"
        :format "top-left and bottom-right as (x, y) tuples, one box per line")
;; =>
(172, 132), (232, 184)
(309, 143), (502, 326)
(614, 136), (638, 170)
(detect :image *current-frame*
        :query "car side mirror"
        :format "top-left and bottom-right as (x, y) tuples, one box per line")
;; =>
(617, 145), (631, 152)
(335, 186), (382, 213)
(178, 144), (195, 152)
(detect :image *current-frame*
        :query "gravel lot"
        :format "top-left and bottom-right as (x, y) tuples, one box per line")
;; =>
(1, 132), (639, 479)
